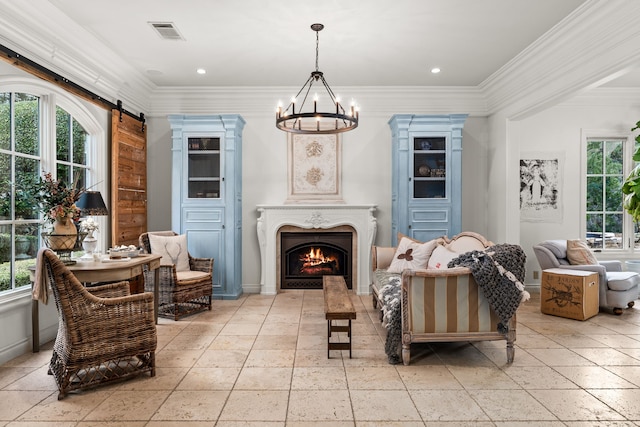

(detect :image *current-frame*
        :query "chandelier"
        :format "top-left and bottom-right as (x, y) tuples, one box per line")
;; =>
(276, 23), (359, 134)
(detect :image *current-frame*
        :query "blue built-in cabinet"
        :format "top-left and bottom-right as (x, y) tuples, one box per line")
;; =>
(168, 114), (245, 299)
(389, 114), (468, 246)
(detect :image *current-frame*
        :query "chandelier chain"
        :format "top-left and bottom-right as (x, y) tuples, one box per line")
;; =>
(315, 29), (320, 72)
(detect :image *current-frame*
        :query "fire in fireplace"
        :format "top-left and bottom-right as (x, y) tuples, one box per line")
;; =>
(281, 231), (352, 289)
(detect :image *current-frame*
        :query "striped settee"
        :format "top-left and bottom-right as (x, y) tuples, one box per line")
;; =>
(371, 232), (516, 365)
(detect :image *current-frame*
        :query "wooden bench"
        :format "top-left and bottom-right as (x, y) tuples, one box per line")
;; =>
(323, 275), (357, 358)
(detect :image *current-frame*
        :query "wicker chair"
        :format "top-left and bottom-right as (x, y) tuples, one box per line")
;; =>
(41, 249), (157, 400)
(139, 231), (213, 320)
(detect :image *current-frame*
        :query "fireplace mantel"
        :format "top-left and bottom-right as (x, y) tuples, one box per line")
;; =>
(257, 204), (377, 295)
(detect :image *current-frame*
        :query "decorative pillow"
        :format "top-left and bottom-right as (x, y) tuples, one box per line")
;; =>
(427, 244), (460, 269)
(387, 237), (438, 273)
(148, 233), (191, 271)
(566, 239), (598, 265)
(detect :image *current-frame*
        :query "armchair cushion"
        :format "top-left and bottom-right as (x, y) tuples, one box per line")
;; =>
(176, 269), (211, 283)
(566, 239), (598, 265)
(387, 237), (437, 273)
(148, 233), (190, 271)
(607, 271), (640, 291)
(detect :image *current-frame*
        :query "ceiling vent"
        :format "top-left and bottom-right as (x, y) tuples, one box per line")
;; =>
(148, 22), (184, 41)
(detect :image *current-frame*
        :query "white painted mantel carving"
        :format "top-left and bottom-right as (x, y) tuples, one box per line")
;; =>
(257, 204), (377, 295)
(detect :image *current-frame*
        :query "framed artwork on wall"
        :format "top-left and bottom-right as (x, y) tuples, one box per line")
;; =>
(520, 152), (563, 222)
(286, 133), (343, 203)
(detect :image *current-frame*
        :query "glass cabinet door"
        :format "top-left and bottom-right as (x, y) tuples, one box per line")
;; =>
(187, 137), (221, 199)
(413, 136), (446, 199)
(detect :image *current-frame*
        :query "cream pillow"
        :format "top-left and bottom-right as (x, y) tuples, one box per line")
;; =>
(427, 244), (460, 269)
(387, 237), (438, 273)
(566, 239), (598, 265)
(148, 233), (191, 271)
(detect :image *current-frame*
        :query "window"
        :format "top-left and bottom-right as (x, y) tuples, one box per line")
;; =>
(0, 91), (93, 294)
(585, 137), (633, 250)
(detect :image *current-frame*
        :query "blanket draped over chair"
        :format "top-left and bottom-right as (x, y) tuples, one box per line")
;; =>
(379, 243), (529, 364)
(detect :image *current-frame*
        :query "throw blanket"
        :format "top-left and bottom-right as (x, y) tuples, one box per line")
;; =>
(448, 243), (530, 334)
(32, 248), (50, 304)
(379, 275), (402, 364)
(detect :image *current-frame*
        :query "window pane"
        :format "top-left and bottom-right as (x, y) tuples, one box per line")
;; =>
(0, 92), (9, 150)
(15, 157), (39, 220)
(0, 223), (11, 292)
(72, 166), (86, 191)
(56, 106), (70, 162)
(605, 176), (623, 211)
(605, 141), (623, 174)
(586, 213), (603, 249)
(57, 164), (70, 187)
(14, 94), (39, 156)
(72, 119), (87, 165)
(587, 141), (603, 174)
(0, 153), (10, 219)
(586, 176), (603, 211)
(15, 223), (38, 288)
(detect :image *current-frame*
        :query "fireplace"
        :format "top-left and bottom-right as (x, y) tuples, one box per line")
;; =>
(281, 231), (352, 289)
(256, 204), (377, 295)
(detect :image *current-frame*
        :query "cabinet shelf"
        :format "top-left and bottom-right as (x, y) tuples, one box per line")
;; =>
(188, 150), (220, 154)
(188, 177), (221, 182)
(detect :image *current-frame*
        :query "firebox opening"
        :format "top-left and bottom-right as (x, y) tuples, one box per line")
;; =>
(280, 231), (352, 290)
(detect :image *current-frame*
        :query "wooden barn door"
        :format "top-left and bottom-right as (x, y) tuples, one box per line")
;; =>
(111, 109), (147, 249)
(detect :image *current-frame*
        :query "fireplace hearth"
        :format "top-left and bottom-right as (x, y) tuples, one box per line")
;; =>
(281, 232), (352, 289)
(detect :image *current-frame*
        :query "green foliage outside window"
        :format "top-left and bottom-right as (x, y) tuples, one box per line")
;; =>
(0, 92), (89, 292)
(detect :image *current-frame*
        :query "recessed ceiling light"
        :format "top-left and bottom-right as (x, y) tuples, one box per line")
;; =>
(431, 67), (441, 74)
(196, 68), (206, 75)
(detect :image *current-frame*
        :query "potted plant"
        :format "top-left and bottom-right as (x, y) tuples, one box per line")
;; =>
(33, 172), (85, 250)
(622, 120), (640, 224)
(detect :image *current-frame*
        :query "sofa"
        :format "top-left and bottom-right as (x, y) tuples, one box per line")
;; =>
(371, 232), (527, 365)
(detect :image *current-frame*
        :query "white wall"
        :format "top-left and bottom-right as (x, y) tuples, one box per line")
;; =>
(146, 109), (490, 290)
(517, 92), (640, 283)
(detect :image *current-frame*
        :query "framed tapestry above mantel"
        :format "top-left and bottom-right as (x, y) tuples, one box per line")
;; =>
(286, 133), (343, 204)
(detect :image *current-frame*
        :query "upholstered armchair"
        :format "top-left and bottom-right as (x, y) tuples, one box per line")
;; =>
(533, 240), (639, 314)
(139, 231), (213, 320)
(40, 249), (156, 399)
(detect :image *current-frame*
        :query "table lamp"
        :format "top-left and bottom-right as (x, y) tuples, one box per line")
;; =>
(76, 191), (108, 259)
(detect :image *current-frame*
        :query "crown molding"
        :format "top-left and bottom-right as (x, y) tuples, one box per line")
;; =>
(146, 86), (487, 118)
(0, 1), (154, 115)
(556, 87), (640, 108)
(481, 0), (640, 120)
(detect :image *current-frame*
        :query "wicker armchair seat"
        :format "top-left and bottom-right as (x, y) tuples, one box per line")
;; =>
(40, 249), (157, 400)
(140, 231), (213, 320)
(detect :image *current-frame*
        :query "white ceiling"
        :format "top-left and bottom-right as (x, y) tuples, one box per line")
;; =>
(40, 0), (602, 88)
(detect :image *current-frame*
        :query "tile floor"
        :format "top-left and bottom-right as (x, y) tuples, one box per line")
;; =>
(2, 290), (640, 425)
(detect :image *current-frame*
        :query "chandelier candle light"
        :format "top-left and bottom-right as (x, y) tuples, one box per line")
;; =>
(276, 23), (359, 134)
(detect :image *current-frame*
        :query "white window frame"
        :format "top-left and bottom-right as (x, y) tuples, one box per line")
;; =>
(580, 129), (635, 253)
(0, 76), (107, 299)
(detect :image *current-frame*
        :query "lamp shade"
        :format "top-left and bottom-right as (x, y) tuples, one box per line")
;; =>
(76, 191), (108, 216)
